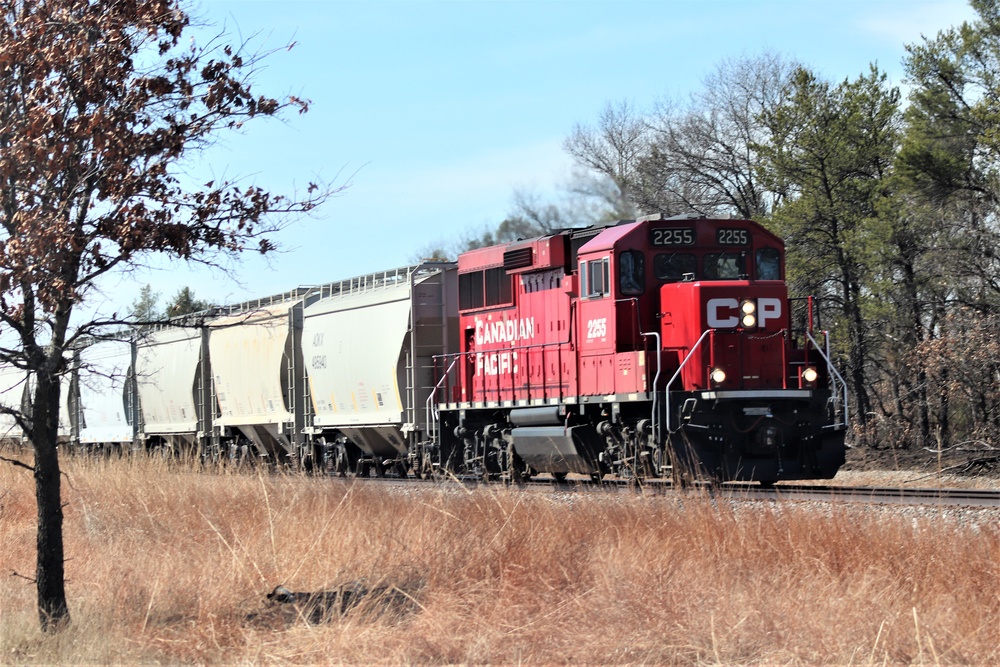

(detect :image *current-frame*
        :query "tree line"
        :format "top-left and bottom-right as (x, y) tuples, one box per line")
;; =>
(435, 0), (1000, 454)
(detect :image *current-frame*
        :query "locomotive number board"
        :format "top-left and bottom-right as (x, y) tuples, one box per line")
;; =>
(650, 227), (695, 246)
(716, 228), (750, 246)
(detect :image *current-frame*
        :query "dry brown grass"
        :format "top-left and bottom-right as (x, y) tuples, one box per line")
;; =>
(1, 453), (998, 665)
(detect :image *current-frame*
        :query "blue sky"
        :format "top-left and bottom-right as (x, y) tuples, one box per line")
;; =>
(104, 0), (977, 312)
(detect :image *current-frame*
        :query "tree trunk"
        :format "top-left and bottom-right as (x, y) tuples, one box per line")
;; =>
(31, 371), (70, 631)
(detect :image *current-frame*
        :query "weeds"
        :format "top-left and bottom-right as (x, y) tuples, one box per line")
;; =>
(0, 453), (997, 664)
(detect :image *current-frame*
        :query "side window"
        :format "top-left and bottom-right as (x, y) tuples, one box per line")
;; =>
(484, 267), (513, 306)
(585, 258), (610, 298)
(755, 247), (781, 281)
(703, 253), (745, 280)
(618, 251), (644, 296)
(654, 253), (697, 282)
(458, 271), (484, 310)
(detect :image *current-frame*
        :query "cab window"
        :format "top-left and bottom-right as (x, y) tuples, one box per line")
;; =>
(654, 253), (697, 282)
(581, 257), (610, 298)
(704, 253), (745, 280)
(755, 247), (781, 280)
(618, 250), (644, 296)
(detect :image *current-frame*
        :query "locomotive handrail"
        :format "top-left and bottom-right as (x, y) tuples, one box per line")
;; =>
(426, 355), (461, 444)
(664, 328), (849, 435)
(436, 337), (575, 407)
(805, 330), (849, 430)
(663, 329), (713, 434)
(641, 330), (662, 446)
(618, 298), (664, 449)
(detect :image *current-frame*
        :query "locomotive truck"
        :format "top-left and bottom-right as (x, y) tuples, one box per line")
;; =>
(0, 214), (847, 485)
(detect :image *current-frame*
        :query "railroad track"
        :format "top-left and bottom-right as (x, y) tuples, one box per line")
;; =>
(575, 479), (997, 507)
(350, 474), (1000, 508)
(571, 478), (1000, 507)
(761, 483), (1000, 507)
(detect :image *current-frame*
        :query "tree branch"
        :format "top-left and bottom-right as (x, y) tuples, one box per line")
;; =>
(0, 454), (34, 472)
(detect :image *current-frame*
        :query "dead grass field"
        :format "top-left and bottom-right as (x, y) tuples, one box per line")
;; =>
(1, 454), (998, 665)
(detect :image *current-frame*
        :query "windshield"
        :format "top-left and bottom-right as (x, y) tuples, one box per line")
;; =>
(703, 253), (745, 280)
(654, 253), (696, 282)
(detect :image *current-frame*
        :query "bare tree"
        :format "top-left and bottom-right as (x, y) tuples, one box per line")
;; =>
(562, 100), (650, 220)
(637, 52), (796, 218)
(0, 0), (336, 631)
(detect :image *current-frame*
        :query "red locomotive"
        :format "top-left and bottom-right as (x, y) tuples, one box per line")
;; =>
(433, 214), (847, 485)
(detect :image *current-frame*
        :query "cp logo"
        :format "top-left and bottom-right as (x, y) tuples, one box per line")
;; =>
(707, 298), (782, 328)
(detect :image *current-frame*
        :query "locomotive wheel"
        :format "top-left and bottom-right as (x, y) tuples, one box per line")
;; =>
(506, 443), (529, 486)
(643, 447), (663, 478)
(670, 467), (694, 489)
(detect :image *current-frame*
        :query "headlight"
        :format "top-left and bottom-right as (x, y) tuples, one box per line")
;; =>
(740, 300), (756, 328)
(802, 367), (818, 383)
(710, 368), (727, 384)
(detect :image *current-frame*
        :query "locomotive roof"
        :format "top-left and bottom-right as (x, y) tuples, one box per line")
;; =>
(576, 221), (642, 254)
(578, 216), (784, 255)
(457, 243), (510, 271)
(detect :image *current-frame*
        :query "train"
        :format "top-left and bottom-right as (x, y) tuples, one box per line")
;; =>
(0, 214), (848, 485)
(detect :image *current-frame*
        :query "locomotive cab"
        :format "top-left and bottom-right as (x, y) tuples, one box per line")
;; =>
(570, 214), (846, 483)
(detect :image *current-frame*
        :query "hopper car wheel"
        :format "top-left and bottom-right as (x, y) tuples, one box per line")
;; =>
(374, 459), (386, 478)
(590, 472), (605, 483)
(332, 446), (350, 477)
(552, 472), (568, 483)
(759, 480), (776, 489)
(423, 457), (437, 480)
(414, 455), (433, 480)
